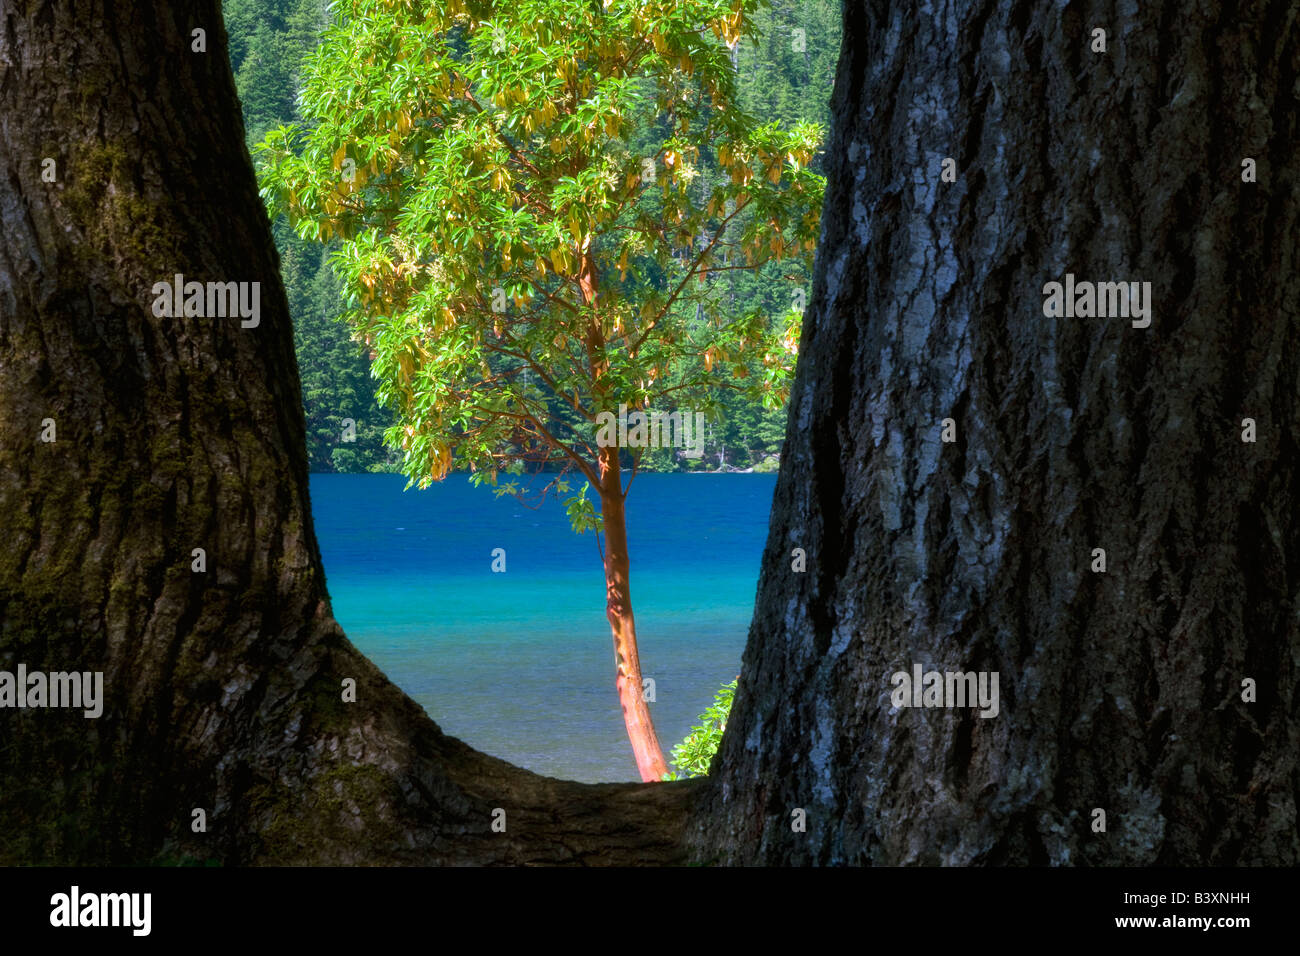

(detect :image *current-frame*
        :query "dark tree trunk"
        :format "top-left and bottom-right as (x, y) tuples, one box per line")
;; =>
(0, 0), (695, 865)
(690, 0), (1300, 864)
(6, 0), (1296, 869)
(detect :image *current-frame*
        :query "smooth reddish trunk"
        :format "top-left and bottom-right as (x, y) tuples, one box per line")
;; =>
(598, 448), (670, 782)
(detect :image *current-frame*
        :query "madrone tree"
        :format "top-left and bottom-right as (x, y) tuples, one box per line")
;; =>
(257, 0), (824, 780)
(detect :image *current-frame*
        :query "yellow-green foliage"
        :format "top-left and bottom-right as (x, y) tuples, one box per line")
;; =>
(254, 0), (824, 510)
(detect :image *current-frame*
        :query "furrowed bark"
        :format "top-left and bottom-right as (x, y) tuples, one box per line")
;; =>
(0, 0), (695, 865)
(689, 0), (1300, 865)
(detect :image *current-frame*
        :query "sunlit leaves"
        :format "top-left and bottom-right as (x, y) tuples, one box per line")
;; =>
(254, 0), (824, 508)
(563, 485), (602, 535)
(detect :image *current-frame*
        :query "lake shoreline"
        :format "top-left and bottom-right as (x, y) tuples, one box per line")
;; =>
(311, 471), (776, 783)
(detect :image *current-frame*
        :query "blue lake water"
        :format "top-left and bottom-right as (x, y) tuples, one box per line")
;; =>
(309, 472), (776, 782)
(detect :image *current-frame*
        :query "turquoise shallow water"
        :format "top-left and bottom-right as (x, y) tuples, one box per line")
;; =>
(310, 472), (776, 782)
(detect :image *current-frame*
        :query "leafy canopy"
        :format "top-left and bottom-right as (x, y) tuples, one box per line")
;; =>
(257, 0), (823, 512)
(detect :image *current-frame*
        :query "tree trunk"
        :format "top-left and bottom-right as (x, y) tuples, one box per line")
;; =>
(9, 0), (1296, 870)
(690, 0), (1300, 865)
(0, 0), (696, 865)
(598, 449), (670, 782)
(581, 229), (670, 783)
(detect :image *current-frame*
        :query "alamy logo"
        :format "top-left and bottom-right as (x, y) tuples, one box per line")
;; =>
(151, 273), (261, 327)
(0, 665), (103, 718)
(595, 404), (705, 458)
(50, 886), (151, 936)
(1042, 273), (1151, 328)
(890, 663), (999, 718)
